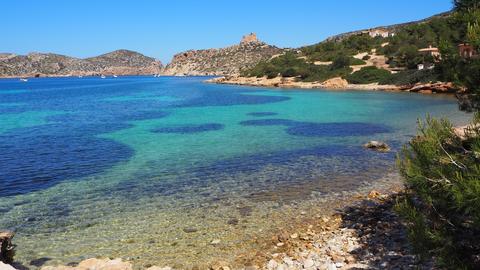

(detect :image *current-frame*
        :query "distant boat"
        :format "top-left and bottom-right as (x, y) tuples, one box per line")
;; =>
(101, 75), (106, 79)
(78, 75), (83, 78)
(20, 78), (28, 82)
(113, 75), (118, 78)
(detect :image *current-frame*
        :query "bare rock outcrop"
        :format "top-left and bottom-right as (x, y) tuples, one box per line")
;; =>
(39, 258), (174, 270)
(319, 77), (349, 89)
(405, 81), (459, 94)
(162, 33), (283, 76)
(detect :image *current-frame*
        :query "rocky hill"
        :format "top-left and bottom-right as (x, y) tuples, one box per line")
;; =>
(0, 50), (162, 78)
(161, 33), (284, 76)
(85, 50), (162, 75)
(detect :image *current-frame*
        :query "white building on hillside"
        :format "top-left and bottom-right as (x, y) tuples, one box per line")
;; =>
(366, 28), (394, 38)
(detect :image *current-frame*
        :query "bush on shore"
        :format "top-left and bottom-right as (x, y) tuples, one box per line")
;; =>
(396, 114), (480, 269)
(346, 66), (391, 84)
(379, 69), (440, 86)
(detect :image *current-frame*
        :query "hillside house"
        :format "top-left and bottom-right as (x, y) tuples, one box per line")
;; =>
(458, 43), (477, 58)
(418, 46), (441, 59)
(367, 28), (394, 38)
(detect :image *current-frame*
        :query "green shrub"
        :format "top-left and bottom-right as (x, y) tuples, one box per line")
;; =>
(362, 55), (371, 61)
(265, 70), (278, 79)
(242, 51), (353, 82)
(330, 54), (351, 70)
(379, 69), (440, 85)
(350, 57), (367, 66)
(301, 66), (352, 82)
(346, 66), (392, 84)
(454, 0), (480, 11)
(397, 114), (480, 269)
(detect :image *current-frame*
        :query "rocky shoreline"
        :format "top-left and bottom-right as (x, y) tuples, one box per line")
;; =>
(12, 188), (429, 270)
(260, 191), (432, 270)
(206, 76), (460, 94)
(0, 182), (434, 270)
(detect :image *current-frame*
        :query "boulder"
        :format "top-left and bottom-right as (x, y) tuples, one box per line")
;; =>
(320, 77), (348, 89)
(0, 231), (15, 264)
(0, 262), (16, 270)
(408, 82), (458, 94)
(364, 141), (390, 152)
(368, 190), (382, 199)
(41, 258), (133, 270)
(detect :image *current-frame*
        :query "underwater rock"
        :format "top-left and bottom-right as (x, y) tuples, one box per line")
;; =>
(363, 141), (390, 152)
(41, 258), (133, 270)
(183, 227), (198, 233)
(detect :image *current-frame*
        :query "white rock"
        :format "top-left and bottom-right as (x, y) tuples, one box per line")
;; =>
(303, 259), (314, 268)
(324, 263), (337, 270)
(0, 262), (17, 270)
(146, 267), (173, 270)
(282, 257), (294, 266)
(267, 259), (278, 270)
(211, 239), (221, 245)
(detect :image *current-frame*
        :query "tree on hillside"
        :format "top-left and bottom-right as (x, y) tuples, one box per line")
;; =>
(435, 2), (480, 111)
(454, 0), (480, 11)
(330, 54), (350, 70)
(397, 4), (480, 269)
(467, 14), (480, 48)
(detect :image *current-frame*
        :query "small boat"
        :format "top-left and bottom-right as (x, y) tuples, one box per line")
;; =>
(101, 75), (106, 79)
(20, 78), (28, 82)
(78, 75), (83, 78)
(113, 75), (118, 78)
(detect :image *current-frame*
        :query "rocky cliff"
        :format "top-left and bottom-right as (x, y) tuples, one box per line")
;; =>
(0, 50), (162, 78)
(162, 33), (283, 76)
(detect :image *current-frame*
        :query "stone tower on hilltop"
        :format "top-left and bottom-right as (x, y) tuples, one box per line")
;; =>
(240, 33), (259, 44)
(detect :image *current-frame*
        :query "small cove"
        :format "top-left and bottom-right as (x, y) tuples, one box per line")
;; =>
(0, 76), (471, 268)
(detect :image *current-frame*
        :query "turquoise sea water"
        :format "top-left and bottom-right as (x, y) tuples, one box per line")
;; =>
(0, 76), (471, 268)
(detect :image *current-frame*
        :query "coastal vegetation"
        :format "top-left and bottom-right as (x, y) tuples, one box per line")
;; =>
(241, 35), (380, 81)
(345, 66), (391, 84)
(397, 114), (480, 269)
(301, 34), (383, 62)
(243, 52), (353, 82)
(396, 1), (480, 269)
(241, 0), (479, 96)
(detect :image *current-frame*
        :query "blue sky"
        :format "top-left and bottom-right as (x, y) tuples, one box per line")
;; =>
(1, 0), (453, 63)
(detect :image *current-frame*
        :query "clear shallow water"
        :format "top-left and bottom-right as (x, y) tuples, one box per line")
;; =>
(0, 76), (471, 268)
